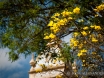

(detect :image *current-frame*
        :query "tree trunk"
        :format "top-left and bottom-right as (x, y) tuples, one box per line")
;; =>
(64, 60), (73, 78)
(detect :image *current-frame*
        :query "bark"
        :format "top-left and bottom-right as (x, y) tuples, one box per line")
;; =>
(64, 60), (73, 78)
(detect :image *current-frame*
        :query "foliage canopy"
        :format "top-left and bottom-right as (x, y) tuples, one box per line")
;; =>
(0, 0), (104, 77)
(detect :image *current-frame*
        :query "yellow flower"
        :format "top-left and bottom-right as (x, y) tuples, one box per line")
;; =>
(58, 19), (66, 25)
(54, 13), (60, 17)
(90, 25), (95, 28)
(78, 43), (83, 49)
(61, 10), (72, 17)
(94, 4), (104, 12)
(97, 5), (103, 11)
(48, 21), (53, 26)
(82, 60), (85, 62)
(49, 33), (56, 39)
(96, 4), (104, 12)
(70, 38), (75, 42)
(73, 41), (79, 47)
(94, 9), (97, 12)
(69, 12), (73, 14)
(80, 49), (87, 53)
(90, 25), (101, 30)
(44, 36), (49, 39)
(84, 41), (86, 44)
(70, 38), (79, 47)
(50, 26), (58, 31)
(73, 7), (80, 14)
(54, 18), (60, 21)
(94, 26), (101, 30)
(92, 38), (98, 43)
(77, 52), (82, 57)
(89, 34), (95, 38)
(81, 31), (87, 36)
(53, 23), (57, 27)
(74, 32), (79, 37)
(68, 17), (73, 20)
(83, 26), (89, 30)
(63, 18), (68, 23)
(95, 14), (98, 17)
(53, 28), (60, 34)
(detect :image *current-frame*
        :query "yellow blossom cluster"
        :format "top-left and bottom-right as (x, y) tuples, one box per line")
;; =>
(48, 11), (73, 34)
(70, 24), (103, 68)
(77, 49), (87, 57)
(81, 25), (101, 36)
(94, 3), (104, 12)
(70, 38), (79, 47)
(78, 43), (83, 49)
(73, 7), (80, 14)
(70, 25), (102, 60)
(44, 33), (56, 39)
(79, 25), (102, 40)
(92, 37), (98, 43)
(82, 60), (88, 67)
(61, 10), (73, 17)
(68, 4), (104, 69)
(83, 26), (89, 30)
(73, 32), (79, 37)
(89, 33), (99, 43)
(81, 31), (87, 36)
(44, 7), (80, 40)
(90, 25), (101, 30)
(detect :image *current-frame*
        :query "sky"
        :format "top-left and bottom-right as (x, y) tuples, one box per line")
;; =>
(0, 48), (31, 78)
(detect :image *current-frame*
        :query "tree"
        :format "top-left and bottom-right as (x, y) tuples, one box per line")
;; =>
(0, 0), (104, 78)
(0, 0), (68, 60)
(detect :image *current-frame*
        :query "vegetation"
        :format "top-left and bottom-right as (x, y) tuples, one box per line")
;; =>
(0, 0), (104, 78)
